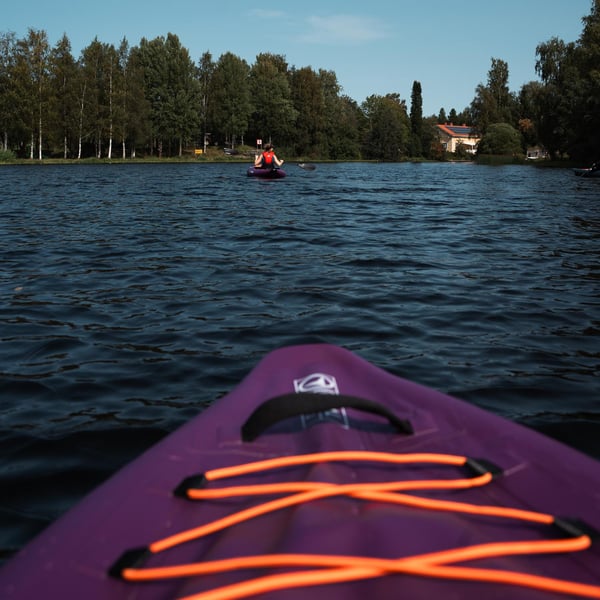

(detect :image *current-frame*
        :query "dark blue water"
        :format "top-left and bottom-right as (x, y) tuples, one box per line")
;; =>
(1, 162), (599, 562)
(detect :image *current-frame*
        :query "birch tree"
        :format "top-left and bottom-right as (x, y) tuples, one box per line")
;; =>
(0, 32), (17, 152)
(99, 42), (120, 159)
(15, 29), (50, 159)
(198, 51), (215, 151)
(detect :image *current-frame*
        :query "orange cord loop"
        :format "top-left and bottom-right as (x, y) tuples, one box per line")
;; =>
(112, 450), (599, 600)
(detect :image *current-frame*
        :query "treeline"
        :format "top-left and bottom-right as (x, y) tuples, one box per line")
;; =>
(0, 1), (598, 161)
(470, 0), (600, 162)
(0, 31), (400, 161)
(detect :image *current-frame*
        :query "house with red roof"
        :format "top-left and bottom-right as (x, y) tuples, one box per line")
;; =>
(436, 124), (480, 154)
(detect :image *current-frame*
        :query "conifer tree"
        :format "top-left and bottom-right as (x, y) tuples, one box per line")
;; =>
(409, 80), (423, 157)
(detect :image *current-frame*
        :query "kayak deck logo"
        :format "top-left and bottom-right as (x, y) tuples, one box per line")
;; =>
(294, 373), (349, 429)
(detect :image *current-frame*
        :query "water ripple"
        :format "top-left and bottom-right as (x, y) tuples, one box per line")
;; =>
(1, 162), (599, 561)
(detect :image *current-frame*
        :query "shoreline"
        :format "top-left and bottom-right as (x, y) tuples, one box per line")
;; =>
(0, 157), (581, 169)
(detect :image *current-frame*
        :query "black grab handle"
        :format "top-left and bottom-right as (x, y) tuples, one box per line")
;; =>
(241, 392), (413, 442)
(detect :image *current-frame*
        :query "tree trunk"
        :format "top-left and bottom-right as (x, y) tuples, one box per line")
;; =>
(107, 68), (113, 159)
(38, 115), (42, 160)
(78, 84), (86, 160)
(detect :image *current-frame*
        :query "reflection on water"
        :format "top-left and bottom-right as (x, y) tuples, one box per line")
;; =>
(1, 162), (599, 562)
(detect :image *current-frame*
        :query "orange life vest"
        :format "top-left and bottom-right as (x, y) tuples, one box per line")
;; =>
(262, 150), (274, 166)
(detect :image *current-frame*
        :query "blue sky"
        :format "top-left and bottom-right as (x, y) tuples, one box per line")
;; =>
(3, 0), (592, 116)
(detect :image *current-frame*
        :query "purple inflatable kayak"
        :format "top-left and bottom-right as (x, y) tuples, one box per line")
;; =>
(247, 166), (286, 178)
(1, 344), (599, 600)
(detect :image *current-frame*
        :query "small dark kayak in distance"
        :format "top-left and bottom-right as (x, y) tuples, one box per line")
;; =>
(1, 343), (600, 600)
(573, 167), (600, 178)
(247, 166), (287, 178)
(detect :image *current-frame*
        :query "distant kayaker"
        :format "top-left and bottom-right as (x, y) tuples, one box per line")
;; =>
(254, 143), (284, 169)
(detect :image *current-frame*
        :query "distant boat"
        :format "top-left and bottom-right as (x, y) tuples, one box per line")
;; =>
(573, 167), (600, 178)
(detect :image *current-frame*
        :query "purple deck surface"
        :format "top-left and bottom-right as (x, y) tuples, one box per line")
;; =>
(1, 344), (599, 599)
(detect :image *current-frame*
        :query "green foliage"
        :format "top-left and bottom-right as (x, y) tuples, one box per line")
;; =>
(477, 122), (522, 156)
(329, 95), (362, 159)
(362, 93), (410, 160)
(471, 58), (517, 134)
(0, 148), (15, 161)
(476, 153), (525, 165)
(527, 0), (600, 160)
(453, 141), (471, 160)
(421, 116), (441, 159)
(249, 53), (296, 145)
(137, 34), (200, 156)
(48, 33), (79, 158)
(209, 52), (251, 148)
(0, 32), (19, 150)
(289, 66), (325, 155)
(2, 28), (374, 160)
(14, 28), (51, 159)
(409, 81), (423, 157)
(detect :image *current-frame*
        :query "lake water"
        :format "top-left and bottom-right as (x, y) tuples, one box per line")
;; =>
(1, 161), (599, 562)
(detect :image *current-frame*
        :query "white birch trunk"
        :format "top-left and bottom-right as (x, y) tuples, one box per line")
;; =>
(78, 83), (86, 160)
(107, 68), (113, 159)
(38, 115), (42, 160)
